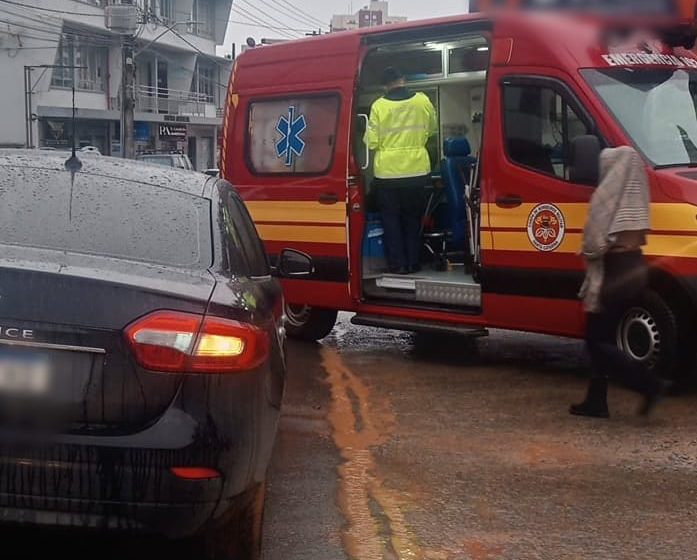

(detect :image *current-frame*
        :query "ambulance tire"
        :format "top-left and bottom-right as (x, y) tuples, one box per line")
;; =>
(284, 304), (338, 341)
(616, 290), (679, 380)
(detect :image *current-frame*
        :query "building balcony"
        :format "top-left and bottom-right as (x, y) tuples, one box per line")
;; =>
(134, 85), (220, 119)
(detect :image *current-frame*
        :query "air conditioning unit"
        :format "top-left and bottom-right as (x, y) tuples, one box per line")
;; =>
(105, 4), (139, 34)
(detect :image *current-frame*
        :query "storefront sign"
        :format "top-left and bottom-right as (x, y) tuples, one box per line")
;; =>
(159, 124), (187, 138)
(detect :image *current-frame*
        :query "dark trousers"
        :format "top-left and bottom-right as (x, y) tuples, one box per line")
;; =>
(586, 250), (662, 396)
(377, 178), (427, 272)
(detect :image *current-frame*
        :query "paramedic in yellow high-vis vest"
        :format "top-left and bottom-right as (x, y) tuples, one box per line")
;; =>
(365, 67), (438, 275)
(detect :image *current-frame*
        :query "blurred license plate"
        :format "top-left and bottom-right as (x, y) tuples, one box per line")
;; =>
(0, 351), (50, 395)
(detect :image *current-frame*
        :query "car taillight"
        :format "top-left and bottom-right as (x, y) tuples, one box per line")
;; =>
(124, 311), (269, 373)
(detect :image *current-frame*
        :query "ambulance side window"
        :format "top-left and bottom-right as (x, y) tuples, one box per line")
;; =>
(247, 95), (341, 175)
(503, 82), (591, 181)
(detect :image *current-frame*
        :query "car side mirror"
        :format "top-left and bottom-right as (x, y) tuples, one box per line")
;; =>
(569, 135), (601, 187)
(272, 249), (314, 278)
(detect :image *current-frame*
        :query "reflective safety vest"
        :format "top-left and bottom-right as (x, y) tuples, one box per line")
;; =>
(364, 92), (438, 180)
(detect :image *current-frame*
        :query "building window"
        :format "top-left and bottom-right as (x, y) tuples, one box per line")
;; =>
(191, 0), (214, 37)
(247, 95), (341, 175)
(51, 36), (107, 92)
(193, 62), (216, 104)
(502, 83), (591, 180)
(159, 0), (173, 22)
(140, 0), (173, 23)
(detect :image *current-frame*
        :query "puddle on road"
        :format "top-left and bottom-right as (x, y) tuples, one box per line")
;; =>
(322, 346), (454, 560)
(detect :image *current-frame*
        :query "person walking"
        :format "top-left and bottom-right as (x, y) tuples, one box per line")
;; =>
(571, 146), (667, 419)
(364, 67), (438, 275)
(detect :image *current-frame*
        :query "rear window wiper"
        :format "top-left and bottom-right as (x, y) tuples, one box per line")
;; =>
(654, 162), (697, 169)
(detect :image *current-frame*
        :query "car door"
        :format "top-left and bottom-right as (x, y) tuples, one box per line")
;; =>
(483, 75), (598, 335)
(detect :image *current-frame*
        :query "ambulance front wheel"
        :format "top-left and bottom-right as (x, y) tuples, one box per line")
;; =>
(284, 304), (338, 341)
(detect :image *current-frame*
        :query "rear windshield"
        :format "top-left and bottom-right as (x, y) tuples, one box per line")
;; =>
(139, 156), (174, 167)
(0, 166), (211, 268)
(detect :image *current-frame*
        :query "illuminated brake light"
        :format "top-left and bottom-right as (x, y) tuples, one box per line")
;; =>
(125, 311), (269, 373)
(195, 333), (245, 357)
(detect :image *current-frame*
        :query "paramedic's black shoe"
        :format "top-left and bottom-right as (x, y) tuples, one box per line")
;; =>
(408, 265), (422, 274)
(570, 402), (610, 419)
(570, 377), (610, 419)
(389, 267), (408, 275)
(638, 380), (672, 417)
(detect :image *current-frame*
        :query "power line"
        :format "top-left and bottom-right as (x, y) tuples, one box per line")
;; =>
(0, 45), (56, 50)
(168, 25), (230, 68)
(225, 18), (315, 33)
(0, 0), (107, 17)
(236, 0), (301, 38)
(0, 18), (116, 47)
(231, 5), (297, 39)
(0, 4), (118, 46)
(137, 45), (230, 92)
(262, 0), (326, 30)
(274, 0), (328, 28)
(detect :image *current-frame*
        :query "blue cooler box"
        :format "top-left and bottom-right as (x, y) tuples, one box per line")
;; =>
(363, 213), (387, 274)
(363, 214), (385, 258)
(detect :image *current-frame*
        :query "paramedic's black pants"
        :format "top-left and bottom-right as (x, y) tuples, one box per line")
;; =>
(586, 250), (662, 396)
(376, 177), (427, 272)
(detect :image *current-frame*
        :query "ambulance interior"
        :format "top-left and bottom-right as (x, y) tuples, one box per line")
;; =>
(355, 34), (489, 310)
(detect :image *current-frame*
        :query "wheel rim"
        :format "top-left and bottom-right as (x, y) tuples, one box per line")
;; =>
(617, 307), (662, 368)
(285, 304), (312, 328)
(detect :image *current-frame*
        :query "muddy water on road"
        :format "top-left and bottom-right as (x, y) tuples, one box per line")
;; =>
(322, 346), (429, 560)
(308, 316), (697, 560)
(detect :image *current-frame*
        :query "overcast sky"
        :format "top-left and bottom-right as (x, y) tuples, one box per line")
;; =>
(223, 0), (470, 53)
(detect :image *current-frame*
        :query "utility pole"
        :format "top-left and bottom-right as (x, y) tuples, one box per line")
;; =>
(105, 0), (138, 158)
(121, 34), (136, 159)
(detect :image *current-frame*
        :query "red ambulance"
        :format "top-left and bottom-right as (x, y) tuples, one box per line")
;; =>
(221, 3), (697, 379)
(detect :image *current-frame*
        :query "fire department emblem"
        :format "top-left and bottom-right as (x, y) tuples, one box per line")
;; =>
(527, 204), (565, 252)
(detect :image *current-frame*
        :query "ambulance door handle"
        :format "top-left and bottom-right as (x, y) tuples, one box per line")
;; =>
(319, 192), (339, 205)
(496, 195), (523, 208)
(358, 114), (370, 171)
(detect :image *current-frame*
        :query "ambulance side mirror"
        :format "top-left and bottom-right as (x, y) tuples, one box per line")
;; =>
(569, 135), (601, 187)
(273, 249), (314, 278)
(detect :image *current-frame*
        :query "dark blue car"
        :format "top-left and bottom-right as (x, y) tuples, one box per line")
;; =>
(0, 150), (311, 559)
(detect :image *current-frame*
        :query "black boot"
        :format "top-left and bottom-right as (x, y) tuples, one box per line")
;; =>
(638, 379), (672, 417)
(570, 377), (610, 419)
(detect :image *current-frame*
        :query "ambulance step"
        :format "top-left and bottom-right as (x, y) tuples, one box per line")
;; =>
(351, 315), (488, 337)
(375, 276), (482, 305)
(416, 281), (481, 307)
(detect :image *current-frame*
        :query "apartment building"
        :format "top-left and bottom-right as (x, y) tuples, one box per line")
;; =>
(0, 0), (234, 170)
(330, 0), (407, 32)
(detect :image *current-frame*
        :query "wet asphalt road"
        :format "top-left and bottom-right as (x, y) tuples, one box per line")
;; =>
(5, 314), (697, 558)
(263, 314), (697, 560)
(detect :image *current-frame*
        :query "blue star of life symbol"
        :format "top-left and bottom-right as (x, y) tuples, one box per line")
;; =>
(276, 106), (307, 167)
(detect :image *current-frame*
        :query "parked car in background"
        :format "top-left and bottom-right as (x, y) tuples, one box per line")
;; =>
(136, 152), (194, 171)
(0, 150), (311, 559)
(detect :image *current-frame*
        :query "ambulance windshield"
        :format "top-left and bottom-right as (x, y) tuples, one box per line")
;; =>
(584, 68), (697, 167)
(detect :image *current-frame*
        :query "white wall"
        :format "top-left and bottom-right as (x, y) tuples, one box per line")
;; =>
(0, 35), (57, 146)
